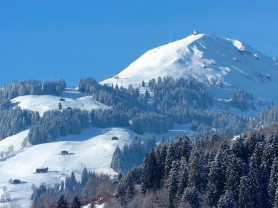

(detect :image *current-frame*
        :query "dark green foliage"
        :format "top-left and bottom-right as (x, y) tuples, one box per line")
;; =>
(91, 109), (129, 128)
(181, 186), (200, 208)
(239, 176), (251, 208)
(0, 79), (66, 101)
(79, 78), (144, 110)
(218, 190), (236, 208)
(0, 107), (39, 139)
(231, 88), (255, 111)
(131, 112), (173, 134)
(28, 109), (89, 145)
(57, 195), (69, 208)
(111, 136), (156, 173)
(269, 157), (278, 205)
(168, 160), (180, 208)
(71, 196), (81, 208)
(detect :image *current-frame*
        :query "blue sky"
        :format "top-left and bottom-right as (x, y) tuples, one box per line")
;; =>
(0, 0), (277, 86)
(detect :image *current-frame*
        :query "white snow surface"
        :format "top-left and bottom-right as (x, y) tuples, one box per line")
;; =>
(11, 88), (109, 116)
(0, 127), (133, 207)
(101, 33), (278, 105)
(0, 123), (191, 207)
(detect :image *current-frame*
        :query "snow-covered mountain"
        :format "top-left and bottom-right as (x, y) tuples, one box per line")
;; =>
(102, 32), (278, 105)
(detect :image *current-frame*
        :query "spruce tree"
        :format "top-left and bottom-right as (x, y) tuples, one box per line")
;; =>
(217, 190), (236, 208)
(57, 194), (69, 208)
(71, 196), (81, 208)
(181, 186), (200, 208)
(177, 157), (188, 199)
(274, 188), (278, 208)
(81, 167), (89, 187)
(239, 176), (251, 208)
(168, 160), (180, 208)
(269, 157), (278, 205)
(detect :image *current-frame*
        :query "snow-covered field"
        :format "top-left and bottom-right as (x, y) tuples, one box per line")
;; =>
(0, 123), (192, 207)
(0, 127), (134, 207)
(11, 88), (109, 116)
(101, 32), (278, 106)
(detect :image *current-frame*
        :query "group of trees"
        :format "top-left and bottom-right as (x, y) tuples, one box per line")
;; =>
(111, 136), (156, 173)
(149, 77), (213, 112)
(0, 79), (66, 101)
(131, 112), (174, 134)
(31, 169), (114, 208)
(28, 109), (89, 145)
(91, 109), (129, 128)
(250, 106), (278, 129)
(231, 89), (255, 112)
(79, 78), (144, 111)
(0, 107), (39, 140)
(112, 128), (278, 208)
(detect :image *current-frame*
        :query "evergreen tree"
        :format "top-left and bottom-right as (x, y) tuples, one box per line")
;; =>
(57, 195), (69, 208)
(164, 144), (175, 185)
(81, 168), (89, 187)
(248, 155), (262, 208)
(181, 186), (200, 208)
(71, 196), (81, 208)
(168, 160), (180, 208)
(274, 188), (278, 208)
(269, 157), (278, 205)
(239, 176), (251, 208)
(177, 157), (188, 199)
(141, 153), (151, 194)
(217, 190), (236, 208)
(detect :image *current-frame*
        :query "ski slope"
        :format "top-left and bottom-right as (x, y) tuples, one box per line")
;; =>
(11, 88), (109, 116)
(101, 32), (278, 105)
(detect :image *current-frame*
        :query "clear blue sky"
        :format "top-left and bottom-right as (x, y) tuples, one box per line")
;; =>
(0, 0), (277, 86)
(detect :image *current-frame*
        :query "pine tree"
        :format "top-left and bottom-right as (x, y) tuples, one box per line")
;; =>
(141, 153), (150, 194)
(248, 155), (262, 208)
(269, 157), (278, 205)
(177, 157), (188, 199)
(181, 186), (200, 208)
(81, 167), (89, 187)
(274, 188), (278, 208)
(168, 160), (180, 208)
(164, 144), (175, 184)
(239, 176), (251, 208)
(125, 173), (135, 198)
(71, 196), (81, 208)
(217, 190), (236, 208)
(57, 195), (69, 208)
(259, 163), (271, 208)
(206, 155), (225, 207)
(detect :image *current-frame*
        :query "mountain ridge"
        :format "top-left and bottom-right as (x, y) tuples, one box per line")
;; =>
(101, 32), (278, 106)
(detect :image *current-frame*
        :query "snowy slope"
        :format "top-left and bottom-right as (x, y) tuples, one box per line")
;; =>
(101, 33), (278, 105)
(11, 88), (109, 116)
(0, 124), (191, 207)
(0, 127), (135, 207)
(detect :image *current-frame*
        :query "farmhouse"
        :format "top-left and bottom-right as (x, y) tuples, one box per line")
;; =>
(111, 136), (119, 140)
(36, 167), (48, 173)
(61, 150), (69, 155)
(12, 179), (21, 184)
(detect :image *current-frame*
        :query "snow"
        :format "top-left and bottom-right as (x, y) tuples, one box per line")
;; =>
(101, 33), (278, 109)
(0, 127), (133, 207)
(11, 88), (109, 116)
(0, 123), (191, 207)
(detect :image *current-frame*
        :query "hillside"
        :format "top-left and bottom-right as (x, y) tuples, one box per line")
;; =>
(11, 88), (109, 116)
(101, 32), (278, 107)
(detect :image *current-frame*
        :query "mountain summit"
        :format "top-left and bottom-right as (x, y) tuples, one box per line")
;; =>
(101, 32), (278, 104)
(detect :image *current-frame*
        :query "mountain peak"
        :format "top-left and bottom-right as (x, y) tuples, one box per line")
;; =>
(101, 33), (278, 105)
